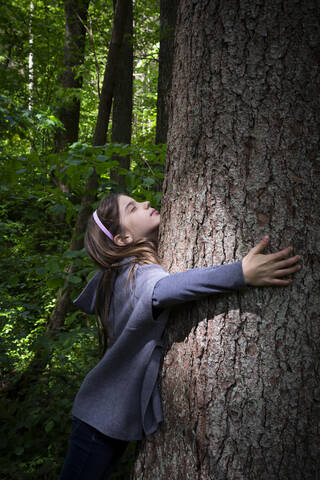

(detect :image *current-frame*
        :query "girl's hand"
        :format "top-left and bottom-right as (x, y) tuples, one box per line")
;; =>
(242, 235), (301, 286)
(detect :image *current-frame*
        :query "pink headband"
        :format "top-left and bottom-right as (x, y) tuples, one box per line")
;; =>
(93, 211), (114, 241)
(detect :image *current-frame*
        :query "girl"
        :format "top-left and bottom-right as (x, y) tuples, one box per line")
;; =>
(59, 193), (301, 479)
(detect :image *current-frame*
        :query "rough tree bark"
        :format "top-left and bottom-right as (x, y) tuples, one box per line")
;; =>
(110, 0), (133, 192)
(133, 1), (320, 479)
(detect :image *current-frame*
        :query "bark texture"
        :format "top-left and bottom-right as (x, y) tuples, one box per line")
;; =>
(133, 1), (320, 479)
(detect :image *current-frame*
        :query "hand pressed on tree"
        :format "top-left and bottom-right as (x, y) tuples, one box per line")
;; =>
(242, 235), (301, 286)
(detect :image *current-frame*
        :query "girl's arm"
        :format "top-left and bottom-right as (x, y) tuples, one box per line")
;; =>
(152, 236), (301, 317)
(152, 261), (247, 312)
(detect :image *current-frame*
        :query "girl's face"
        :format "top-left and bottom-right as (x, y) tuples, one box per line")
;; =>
(114, 195), (160, 246)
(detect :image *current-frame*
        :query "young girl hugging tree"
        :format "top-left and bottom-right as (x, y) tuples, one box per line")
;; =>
(59, 193), (301, 480)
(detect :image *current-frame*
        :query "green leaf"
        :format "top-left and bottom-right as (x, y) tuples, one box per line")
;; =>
(46, 278), (64, 289)
(68, 275), (82, 284)
(44, 420), (55, 433)
(15, 446), (24, 456)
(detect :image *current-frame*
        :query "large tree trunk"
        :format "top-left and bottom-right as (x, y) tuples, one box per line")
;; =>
(110, 0), (133, 192)
(133, 1), (320, 478)
(54, 0), (89, 153)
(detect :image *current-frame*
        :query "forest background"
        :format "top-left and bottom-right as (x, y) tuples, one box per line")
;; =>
(0, 0), (167, 478)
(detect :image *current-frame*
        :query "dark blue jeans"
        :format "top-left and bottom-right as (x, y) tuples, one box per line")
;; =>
(59, 416), (129, 480)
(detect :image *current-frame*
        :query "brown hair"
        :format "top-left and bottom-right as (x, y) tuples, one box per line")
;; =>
(84, 193), (162, 356)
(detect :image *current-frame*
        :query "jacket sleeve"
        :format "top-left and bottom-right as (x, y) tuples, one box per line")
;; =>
(152, 261), (248, 316)
(73, 270), (104, 314)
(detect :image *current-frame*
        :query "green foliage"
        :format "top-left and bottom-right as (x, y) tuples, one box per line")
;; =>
(0, 0), (65, 108)
(0, 324), (101, 478)
(0, 137), (165, 478)
(132, 0), (160, 142)
(0, 0), (163, 477)
(0, 127), (165, 478)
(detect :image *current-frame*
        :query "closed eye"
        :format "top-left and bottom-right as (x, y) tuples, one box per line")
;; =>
(130, 206), (136, 212)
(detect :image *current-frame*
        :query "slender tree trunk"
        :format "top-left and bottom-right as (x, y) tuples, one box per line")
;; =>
(93, 0), (130, 146)
(49, 0), (130, 330)
(54, 0), (89, 152)
(28, 1), (34, 110)
(110, 0), (133, 192)
(9, 0), (131, 398)
(155, 0), (178, 145)
(48, 172), (99, 330)
(152, 0), (178, 194)
(133, 1), (320, 479)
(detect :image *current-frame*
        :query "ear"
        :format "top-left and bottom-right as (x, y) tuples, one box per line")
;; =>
(113, 233), (134, 247)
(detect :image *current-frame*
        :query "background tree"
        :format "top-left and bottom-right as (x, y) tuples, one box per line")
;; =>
(155, 0), (178, 145)
(151, 0), (178, 194)
(110, 0), (134, 191)
(93, 0), (130, 146)
(133, 0), (320, 478)
(49, 0), (131, 330)
(54, 0), (90, 155)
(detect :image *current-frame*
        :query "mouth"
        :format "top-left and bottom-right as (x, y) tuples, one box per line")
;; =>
(151, 209), (159, 216)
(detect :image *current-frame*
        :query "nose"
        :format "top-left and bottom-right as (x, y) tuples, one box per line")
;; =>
(144, 201), (150, 209)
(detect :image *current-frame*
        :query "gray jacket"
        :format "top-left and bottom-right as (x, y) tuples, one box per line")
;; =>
(72, 257), (247, 441)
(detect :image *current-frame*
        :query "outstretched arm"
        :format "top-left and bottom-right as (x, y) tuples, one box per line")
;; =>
(152, 236), (301, 318)
(152, 260), (247, 312)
